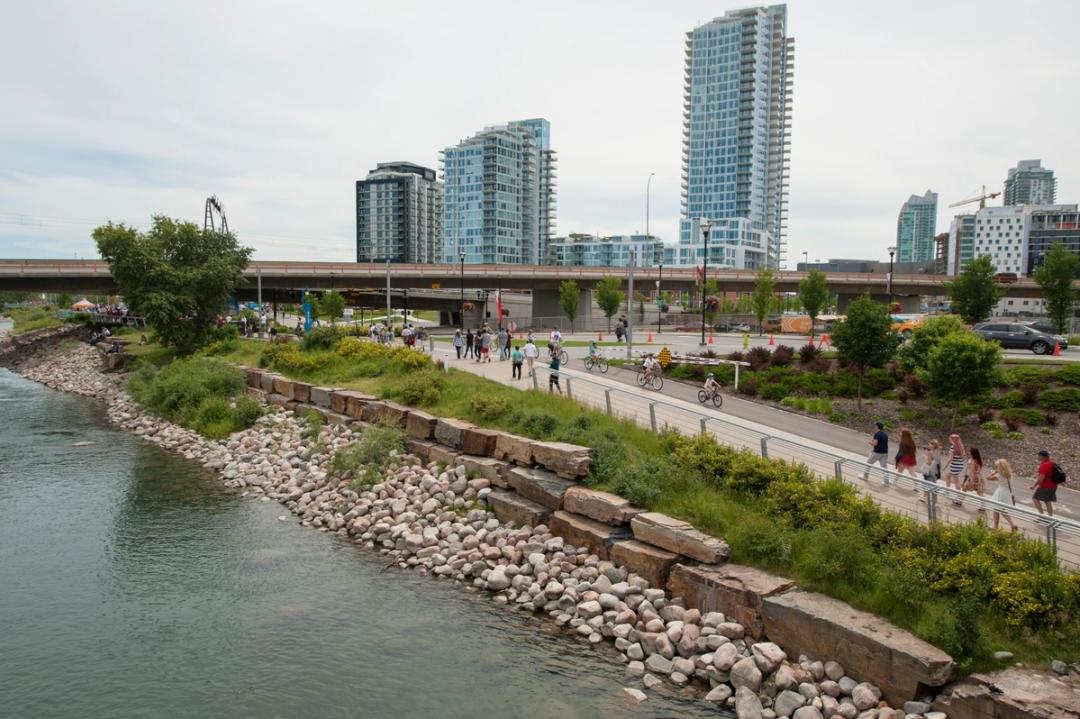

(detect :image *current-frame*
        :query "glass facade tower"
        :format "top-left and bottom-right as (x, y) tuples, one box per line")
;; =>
(680, 5), (794, 270)
(896, 190), (938, 263)
(355, 162), (443, 263)
(1004, 160), (1057, 206)
(441, 119), (557, 264)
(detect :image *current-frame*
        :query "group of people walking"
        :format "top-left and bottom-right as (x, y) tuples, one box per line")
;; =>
(451, 326), (566, 394)
(862, 421), (1069, 528)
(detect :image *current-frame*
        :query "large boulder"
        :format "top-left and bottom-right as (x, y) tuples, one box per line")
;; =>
(549, 511), (630, 561)
(630, 513), (730, 564)
(405, 409), (438, 440)
(506, 466), (576, 510)
(259, 372), (280, 394)
(290, 381), (312, 404)
(377, 401), (410, 427)
(610, 540), (680, 588)
(493, 432), (537, 465)
(932, 667), (1080, 719)
(531, 440), (591, 479)
(667, 563), (795, 639)
(461, 427), (500, 457)
(309, 386), (335, 408)
(460, 456), (510, 488)
(762, 590), (955, 705)
(562, 486), (644, 526)
(434, 417), (472, 449)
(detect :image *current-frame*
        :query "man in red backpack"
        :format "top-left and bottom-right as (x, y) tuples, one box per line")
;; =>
(1029, 449), (1066, 516)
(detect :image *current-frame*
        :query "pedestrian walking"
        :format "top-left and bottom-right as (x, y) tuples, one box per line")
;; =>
(511, 344), (523, 380)
(944, 434), (966, 498)
(453, 329), (464, 359)
(465, 329), (474, 359)
(548, 353), (562, 395)
(985, 459), (1017, 531)
(479, 330), (492, 363)
(919, 438), (943, 503)
(497, 327), (508, 360)
(861, 421), (890, 484)
(503, 330), (512, 361)
(1030, 449), (1066, 517)
(895, 428), (918, 477)
(524, 338), (538, 378)
(966, 448), (986, 509)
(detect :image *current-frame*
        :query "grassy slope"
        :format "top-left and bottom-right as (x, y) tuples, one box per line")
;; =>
(6, 306), (65, 335)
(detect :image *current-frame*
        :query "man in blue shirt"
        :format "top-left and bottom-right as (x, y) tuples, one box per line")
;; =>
(861, 421), (890, 483)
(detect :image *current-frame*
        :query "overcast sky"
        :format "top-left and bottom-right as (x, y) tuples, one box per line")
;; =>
(1, 0), (1077, 266)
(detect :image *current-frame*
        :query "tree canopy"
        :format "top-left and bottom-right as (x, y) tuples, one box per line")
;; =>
(897, 314), (969, 374)
(558, 280), (580, 332)
(751, 267), (776, 335)
(946, 255), (1002, 325)
(923, 330), (1001, 430)
(1033, 242), (1079, 335)
(319, 290), (346, 325)
(594, 276), (623, 331)
(798, 269), (829, 332)
(831, 293), (900, 405)
(94, 216), (252, 354)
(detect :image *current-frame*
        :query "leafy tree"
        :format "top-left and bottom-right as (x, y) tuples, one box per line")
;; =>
(751, 267), (776, 335)
(831, 293), (900, 406)
(94, 216), (251, 354)
(302, 291), (321, 323)
(635, 291), (647, 322)
(319, 290), (345, 325)
(923, 331), (1001, 430)
(1033, 242), (1079, 335)
(798, 270), (828, 333)
(594, 276), (622, 331)
(946, 255), (1002, 324)
(897, 314), (969, 374)
(55, 293), (74, 309)
(559, 280), (579, 332)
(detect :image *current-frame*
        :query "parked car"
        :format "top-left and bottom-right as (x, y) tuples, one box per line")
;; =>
(972, 322), (1068, 354)
(730, 322), (751, 333)
(995, 272), (1019, 284)
(674, 321), (708, 332)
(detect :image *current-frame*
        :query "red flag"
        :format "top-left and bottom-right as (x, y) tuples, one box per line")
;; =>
(695, 265), (704, 284)
(496, 290), (503, 322)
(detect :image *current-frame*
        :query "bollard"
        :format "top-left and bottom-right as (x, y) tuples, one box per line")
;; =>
(742, 332), (749, 349)
(605, 389), (612, 415)
(834, 459), (844, 481)
(649, 402), (657, 431)
(565, 377), (572, 399)
(700, 417), (707, 435)
(760, 436), (769, 458)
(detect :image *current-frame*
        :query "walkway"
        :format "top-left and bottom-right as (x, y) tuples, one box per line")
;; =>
(434, 347), (1080, 566)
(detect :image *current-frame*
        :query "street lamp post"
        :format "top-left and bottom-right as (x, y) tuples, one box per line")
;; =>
(802, 251), (808, 270)
(887, 246), (897, 311)
(459, 251), (465, 331)
(700, 217), (711, 346)
(656, 263), (663, 335)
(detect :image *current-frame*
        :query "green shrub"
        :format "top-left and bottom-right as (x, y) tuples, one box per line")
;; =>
(261, 343), (332, 375)
(987, 390), (1024, 409)
(760, 382), (790, 401)
(519, 411), (559, 438)
(1040, 388), (1080, 412)
(612, 457), (665, 507)
(397, 370), (443, 407)
(1000, 407), (1044, 426)
(330, 422), (406, 475)
(1007, 365), (1051, 387)
(1054, 364), (1080, 386)
(301, 325), (347, 351)
(791, 371), (832, 396)
(471, 395), (509, 420)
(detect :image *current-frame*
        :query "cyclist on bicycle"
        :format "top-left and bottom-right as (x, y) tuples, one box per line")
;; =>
(587, 340), (599, 359)
(643, 353), (661, 382)
(703, 372), (721, 398)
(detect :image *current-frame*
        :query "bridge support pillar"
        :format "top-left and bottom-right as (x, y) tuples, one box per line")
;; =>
(532, 288), (594, 333)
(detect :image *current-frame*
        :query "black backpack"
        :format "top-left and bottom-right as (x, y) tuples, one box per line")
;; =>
(1051, 463), (1068, 484)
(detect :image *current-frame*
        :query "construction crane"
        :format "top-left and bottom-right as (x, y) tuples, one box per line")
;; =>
(948, 185), (1001, 210)
(204, 195), (229, 233)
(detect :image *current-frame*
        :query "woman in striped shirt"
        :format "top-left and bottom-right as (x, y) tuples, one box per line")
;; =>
(944, 434), (966, 497)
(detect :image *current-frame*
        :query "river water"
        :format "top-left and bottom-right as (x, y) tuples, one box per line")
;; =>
(0, 366), (718, 718)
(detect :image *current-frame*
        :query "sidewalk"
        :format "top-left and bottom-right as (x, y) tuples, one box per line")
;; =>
(433, 348), (1079, 566)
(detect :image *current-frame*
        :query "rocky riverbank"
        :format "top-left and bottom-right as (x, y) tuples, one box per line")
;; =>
(12, 344), (943, 719)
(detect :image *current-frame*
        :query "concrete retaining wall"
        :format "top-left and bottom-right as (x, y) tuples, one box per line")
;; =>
(236, 364), (958, 705)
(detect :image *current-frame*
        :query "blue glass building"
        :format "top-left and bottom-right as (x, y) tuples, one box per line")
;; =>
(896, 191), (938, 263)
(679, 5), (793, 269)
(441, 119), (557, 264)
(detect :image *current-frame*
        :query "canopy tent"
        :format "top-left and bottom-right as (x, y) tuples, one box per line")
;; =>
(72, 299), (94, 310)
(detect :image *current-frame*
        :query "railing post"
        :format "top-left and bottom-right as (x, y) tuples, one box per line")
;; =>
(532, 370), (538, 391)
(927, 488), (937, 523)
(565, 377), (572, 399)
(734, 363), (741, 391)
(760, 436), (769, 458)
(649, 402), (657, 432)
(700, 417), (707, 435)
(834, 459), (844, 481)
(605, 389), (613, 416)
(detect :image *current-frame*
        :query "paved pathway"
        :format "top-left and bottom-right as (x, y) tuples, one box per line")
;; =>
(433, 345), (1080, 566)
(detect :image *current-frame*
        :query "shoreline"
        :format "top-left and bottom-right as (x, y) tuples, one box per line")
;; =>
(0, 341), (973, 718)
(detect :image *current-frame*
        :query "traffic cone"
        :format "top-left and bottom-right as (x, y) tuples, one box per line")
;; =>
(598, 332), (603, 341)
(708, 330), (714, 345)
(647, 331), (653, 343)
(1054, 342), (1061, 356)
(769, 335), (775, 346)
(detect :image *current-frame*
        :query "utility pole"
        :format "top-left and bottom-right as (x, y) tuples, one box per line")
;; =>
(887, 246), (897, 311)
(700, 218), (710, 346)
(385, 259), (391, 323)
(626, 248), (635, 360)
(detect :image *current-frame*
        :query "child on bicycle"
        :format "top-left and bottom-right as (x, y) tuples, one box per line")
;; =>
(587, 340), (599, 359)
(703, 372), (721, 397)
(643, 353), (660, 381)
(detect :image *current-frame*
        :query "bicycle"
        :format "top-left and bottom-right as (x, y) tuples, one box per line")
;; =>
(584, 355), (609, 373)
(549, 346), (569, 365)
(637, 369), (663, 391)
(697, 388), (723, 408)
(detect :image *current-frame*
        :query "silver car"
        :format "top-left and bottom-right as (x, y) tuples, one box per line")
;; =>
(972, 322), (1068, 354)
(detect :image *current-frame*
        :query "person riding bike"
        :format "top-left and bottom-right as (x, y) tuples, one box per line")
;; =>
(703, 372), (721, 398)
(587, 340), (599, 359)
(643, 353), (661, 382)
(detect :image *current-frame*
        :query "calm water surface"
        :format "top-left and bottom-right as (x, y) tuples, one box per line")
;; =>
(0, 368), (719, 718)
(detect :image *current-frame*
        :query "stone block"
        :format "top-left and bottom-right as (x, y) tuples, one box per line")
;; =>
(310, 387), (335, 409)
(429, 444), (460, 467)
(549, 510), (630, 560)
(242, 366), (262, 388)
(461, 427), (500, 457)
(563, 486), (644, 526)
(405, 410), (438, 440)
(762, 590), (956, 706)
(932, 668), (1080, 719)
(532, 440), (592, 479)
(266, 393), (290, 408)
(406, 439), (436, 461)
(290, 381), (312, 404)
(610, 539), (680, 588)
(329, 391), (375, 419)
(378, 401), (410, 427)
(667, 563), (795, 639)
(360, 400), (383, 423)
(493, 432), (537, 465)
(506, 466), (576, 510)
(245, 386), (267, 401)
(272, 376), (295, 399)
(434, 417), (473, 449)
(329, 390), (355, 415)
(259, 373), (280, 393)
(321, 411), (353, 427)
(102, 353), (130, 371)
(630, 512), (730, 564)
(460, 455), (511, 488)
(488, 489), (551, 528)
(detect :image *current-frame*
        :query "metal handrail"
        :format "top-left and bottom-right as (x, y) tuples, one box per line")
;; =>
(523, 362), (1080, 561)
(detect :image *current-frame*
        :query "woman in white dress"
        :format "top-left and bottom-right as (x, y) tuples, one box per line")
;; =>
(984, 458), (1017, 531)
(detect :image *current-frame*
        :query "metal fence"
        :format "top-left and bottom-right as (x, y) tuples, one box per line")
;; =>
(525, 363), (1080, 567)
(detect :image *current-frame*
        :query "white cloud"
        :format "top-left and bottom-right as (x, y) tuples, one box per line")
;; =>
(0, 0), (1076, 265)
